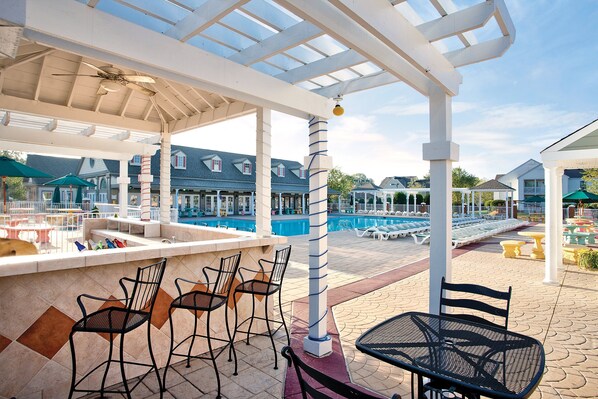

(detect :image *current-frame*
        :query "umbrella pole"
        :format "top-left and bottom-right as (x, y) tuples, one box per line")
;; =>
(2, 176), (6, 214)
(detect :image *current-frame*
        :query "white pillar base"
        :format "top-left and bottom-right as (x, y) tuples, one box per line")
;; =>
(303, 335), (332, 358)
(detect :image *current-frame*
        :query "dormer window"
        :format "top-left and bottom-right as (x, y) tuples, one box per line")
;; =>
(130, 155), (142, 166)
(173, 152), (187, 169)
(277, 164), (285, 177)
(242, 161), (252, 175)
(212, 159), (222, 172)
(299, 168), (306, 179)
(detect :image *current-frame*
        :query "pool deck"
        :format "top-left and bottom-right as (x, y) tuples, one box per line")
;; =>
(82, 223), (596, 399)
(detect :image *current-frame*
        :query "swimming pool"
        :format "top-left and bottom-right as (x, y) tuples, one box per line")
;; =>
(182, 215), (425, 236)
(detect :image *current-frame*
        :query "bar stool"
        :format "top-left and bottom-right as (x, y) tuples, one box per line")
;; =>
(232, 245), (291, 370)
(68, 258), (167, 399)
(163, 252), (241, 399)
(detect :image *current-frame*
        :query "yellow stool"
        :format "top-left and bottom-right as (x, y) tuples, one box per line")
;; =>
(563, 244), (585, 265)
(500, 240), (526, 258)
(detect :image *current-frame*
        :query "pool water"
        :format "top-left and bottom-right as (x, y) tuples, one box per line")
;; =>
(182, 215), (423, 236)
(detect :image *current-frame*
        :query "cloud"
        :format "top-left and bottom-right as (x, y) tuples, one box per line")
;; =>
(374, 101), (478, 116)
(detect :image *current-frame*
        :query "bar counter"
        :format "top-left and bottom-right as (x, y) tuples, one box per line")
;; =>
(0, 218), (286, 398)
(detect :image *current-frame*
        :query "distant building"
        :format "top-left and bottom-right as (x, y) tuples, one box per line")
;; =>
(495, 158), (584, 208)
(26, 145), (310, 216)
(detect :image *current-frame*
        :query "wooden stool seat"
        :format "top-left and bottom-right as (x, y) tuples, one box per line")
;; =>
(500, 240), (526, 258)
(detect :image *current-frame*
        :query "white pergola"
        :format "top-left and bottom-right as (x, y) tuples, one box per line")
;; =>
(0, 0), (514, 357)
(541, 119), (598, 284)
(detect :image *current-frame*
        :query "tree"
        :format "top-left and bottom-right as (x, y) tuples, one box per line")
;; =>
(351, 173), (372, 187)
(328, 167), (355, 198)
(0, 151), (27, 202)
(452, 167), (480, 204)
(582, 169), (598, 194)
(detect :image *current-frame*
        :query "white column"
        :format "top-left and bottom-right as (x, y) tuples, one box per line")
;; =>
(544, 165), (560, 284)
(556, 168), (564, 265)
(278, 192), (283, 215)
(373, 192), (377, 212)
(338, 195), (341, 213)
(391, 193), (394, 213)
(302, 193), (306, 215)
(256, 108), (272, 237)
(216, 190), (222, 218)
(413, 192), (417, 213)
(406, 193), (410, 213)
(117, 160), (129, 218)
(250, 191), (255, 216)
(138, 155), (153, 221)
(423, 86), (458, 313)
(477, 192), (481, 217)
(304, 116), (332, 357)
(160, 128), (171, 224)
(364, 192), (367, 211)
(470, 191), (475, 216)
(461, 192), (465, 217)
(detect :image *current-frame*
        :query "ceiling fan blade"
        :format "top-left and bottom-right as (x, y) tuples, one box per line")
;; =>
(81, 61), (108, 74)
(97, 86), (109, 96)
(52, 73), (101, 77)
(126, 82), (156, 96)
(123, 75), (155, 83)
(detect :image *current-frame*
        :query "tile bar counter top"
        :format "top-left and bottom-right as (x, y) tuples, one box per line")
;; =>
(0, 219), (286, 398)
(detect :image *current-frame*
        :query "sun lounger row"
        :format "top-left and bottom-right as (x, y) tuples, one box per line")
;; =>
(355, 209), (430, 217)
(355, 217), (485, 241)
(411, 219), (528, 248)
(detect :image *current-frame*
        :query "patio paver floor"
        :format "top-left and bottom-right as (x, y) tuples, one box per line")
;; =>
(88, 225), (597, 398)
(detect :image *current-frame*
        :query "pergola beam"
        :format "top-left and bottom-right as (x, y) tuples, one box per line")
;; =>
(168, 100), (256, 134)
(275, 0), (437, 97)
(165, 0), (249, 42)
(228, 21), (321, 66)
(6, 0), (333, 119)
(445, 36), (511, 67)
(329, 0), (462, 95)
(418, 1), (495, 42)
(276, 49), (366, 84)
(0, 94), (161, 132)
(313, 71), (399, 98)
(0, 124), (158, 159)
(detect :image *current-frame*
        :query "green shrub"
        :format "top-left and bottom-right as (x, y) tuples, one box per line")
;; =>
(491, 199), (506, 207)
(578, 249), (598, 270)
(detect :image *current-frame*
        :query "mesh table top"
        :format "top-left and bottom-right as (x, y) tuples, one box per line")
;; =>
(356, 312), (545, 399)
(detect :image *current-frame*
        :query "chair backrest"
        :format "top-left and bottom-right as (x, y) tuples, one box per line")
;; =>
(281, 346), (383, 399)
(439, 277), (512, 330)
(124, 258), (167, 314)
(211, 252), (242, 296)
(270, 245), (291, 284)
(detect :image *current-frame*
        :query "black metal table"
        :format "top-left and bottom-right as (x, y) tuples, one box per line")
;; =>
(355, 312), (545, 399)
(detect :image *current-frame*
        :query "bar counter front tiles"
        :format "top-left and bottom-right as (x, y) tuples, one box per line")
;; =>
(0, 219), (286, 398)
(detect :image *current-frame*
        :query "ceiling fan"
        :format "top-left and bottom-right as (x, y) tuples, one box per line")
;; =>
(53, 61), (156, 96)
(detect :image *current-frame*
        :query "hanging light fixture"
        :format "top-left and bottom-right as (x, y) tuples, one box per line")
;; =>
(333, 95), (344, 116)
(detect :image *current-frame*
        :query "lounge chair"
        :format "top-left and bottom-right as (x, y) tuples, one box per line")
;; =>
(355, 226), (377, 238)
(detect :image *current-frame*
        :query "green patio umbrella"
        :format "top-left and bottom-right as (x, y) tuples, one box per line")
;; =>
(44, 173), (95, 206)
(523, 195), (545, 203)
(51, 186), (61, 204)
(0, 156), (52, 212)
(562, 189), (598, 216)
(75, 186), (83, 204)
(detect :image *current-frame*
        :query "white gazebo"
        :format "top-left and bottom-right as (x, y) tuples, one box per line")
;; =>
(0, 0), (514, 357)
(541, 118), (598, 284)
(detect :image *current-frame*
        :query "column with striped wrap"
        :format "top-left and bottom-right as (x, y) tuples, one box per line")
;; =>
(138, 155), (153, 221)
(303, 116), (333, 357)
(160, 128), (171, 223)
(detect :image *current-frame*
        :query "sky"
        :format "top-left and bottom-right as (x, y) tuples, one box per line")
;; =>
(172, 0), (598, 184)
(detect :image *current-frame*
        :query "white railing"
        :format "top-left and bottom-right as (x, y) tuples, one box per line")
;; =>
(0, 201), (161, 255)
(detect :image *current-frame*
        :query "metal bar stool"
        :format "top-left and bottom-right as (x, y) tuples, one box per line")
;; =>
(68, 258), (167, 399)
(163, 252), (241, 399)
(232, 245), (291, 370)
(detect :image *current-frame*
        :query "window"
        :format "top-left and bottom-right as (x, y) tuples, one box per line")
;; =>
(277, 164), (285, 177)
(130, 155), (142, 166)
(243, 161), (252, 175)
(212, 159), (222, 172)
(299, 168), (306, 179)
(174, 153), (186, 169)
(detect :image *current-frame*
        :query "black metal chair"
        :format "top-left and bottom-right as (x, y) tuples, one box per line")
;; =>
(163, 252), (241, 399)
(414, 277), (512, 399)
(282, 346), (399, 399)
(68, 258), (167, 399)
(232, 245), (291, 370)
